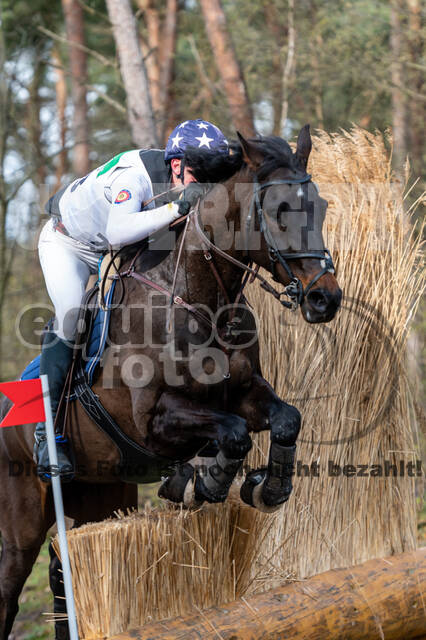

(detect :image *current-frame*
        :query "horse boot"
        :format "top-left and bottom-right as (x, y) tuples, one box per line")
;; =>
(34, 330), (75, 483)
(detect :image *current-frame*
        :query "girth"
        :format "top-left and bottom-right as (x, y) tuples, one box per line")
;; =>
(72, 362), (177, 483)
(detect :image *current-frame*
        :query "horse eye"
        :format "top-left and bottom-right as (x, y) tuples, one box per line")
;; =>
(278, 202), (290, 214)
(277, 202), (289, 231)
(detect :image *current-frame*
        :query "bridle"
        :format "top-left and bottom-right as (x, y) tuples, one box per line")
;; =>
(249, 174), (336, 309)
(105, 171), (336, 324)
(193, 173), (336, 310)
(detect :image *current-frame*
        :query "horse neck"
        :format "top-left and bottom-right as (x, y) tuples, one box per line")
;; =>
(182, 173), (252, 310)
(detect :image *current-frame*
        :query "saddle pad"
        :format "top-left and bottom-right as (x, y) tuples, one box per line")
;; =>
(20, 282), (116, 387)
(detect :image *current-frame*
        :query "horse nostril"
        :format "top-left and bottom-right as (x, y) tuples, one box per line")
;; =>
(307, 288), (331, 312)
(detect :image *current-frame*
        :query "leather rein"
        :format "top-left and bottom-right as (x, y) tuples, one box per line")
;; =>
(192, 173), (335, 311)
(104, 174), (336, 333)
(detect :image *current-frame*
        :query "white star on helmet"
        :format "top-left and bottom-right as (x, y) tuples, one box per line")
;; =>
(171, 132), (184, 148)
(197, 122), (209, 129)
(196, 132), (214, 148)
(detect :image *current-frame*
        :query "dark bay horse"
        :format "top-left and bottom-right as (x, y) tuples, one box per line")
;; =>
(0, 126), (341, 639)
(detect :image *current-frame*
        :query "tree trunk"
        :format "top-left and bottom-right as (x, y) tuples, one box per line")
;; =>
(137, 0), (178, 144)
(264, 0), (285, 135)
(110, 548), (426, 640)
(390, 0), (408, 173)
(199, 0), (255, 136)
(136, 0), (161, 122)
(28, 54), (46, 190)
(406, 0), (424, 178)
(52, 47), (68, 192)
(280, 0), (296, 134)
(309, 0), (324, 129)
(158, 0), (178, 143)
(62, 0), (90, 176)
(106, 0), (158, 148)
(0, 22), (9, 381)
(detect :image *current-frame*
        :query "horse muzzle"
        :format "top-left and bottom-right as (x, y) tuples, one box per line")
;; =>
(302, 286), (342, 323)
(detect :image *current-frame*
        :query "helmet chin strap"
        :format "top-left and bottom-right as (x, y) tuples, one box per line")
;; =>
(178, 157), (185, 184)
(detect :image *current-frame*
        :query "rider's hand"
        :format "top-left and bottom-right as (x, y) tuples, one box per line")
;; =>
(177, 200), (191, 216)
(177, 182), (210, 216)
(183, 182), (209, 204)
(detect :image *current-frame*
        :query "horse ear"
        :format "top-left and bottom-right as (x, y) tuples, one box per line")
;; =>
(237, 131), (264, 171)
(295, 124), (312, 171)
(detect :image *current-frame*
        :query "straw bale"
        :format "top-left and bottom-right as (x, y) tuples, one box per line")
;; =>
(55, 127), (425, 638)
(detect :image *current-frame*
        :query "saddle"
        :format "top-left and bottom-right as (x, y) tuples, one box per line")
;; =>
(21, 255), (177, 484)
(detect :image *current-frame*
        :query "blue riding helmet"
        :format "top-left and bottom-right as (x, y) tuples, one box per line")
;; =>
(165, 119), (229, 163)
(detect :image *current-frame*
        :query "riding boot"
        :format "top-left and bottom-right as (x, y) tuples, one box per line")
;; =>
(34, 330), (74, 483)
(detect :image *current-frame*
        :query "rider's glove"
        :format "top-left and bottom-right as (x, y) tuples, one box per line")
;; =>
(177, 182), (210, 216)
(177, 200), (191, 216)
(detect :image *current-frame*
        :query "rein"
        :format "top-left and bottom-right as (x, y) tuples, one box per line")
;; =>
(103, 171), (336, 335)
(192, 174), (335, 311)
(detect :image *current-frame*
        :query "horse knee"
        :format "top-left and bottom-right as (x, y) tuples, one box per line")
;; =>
(271, 404), (301, 445)
(220, 417), (252, 459)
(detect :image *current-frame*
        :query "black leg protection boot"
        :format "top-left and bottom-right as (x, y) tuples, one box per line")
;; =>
(34, 330), (74, 483)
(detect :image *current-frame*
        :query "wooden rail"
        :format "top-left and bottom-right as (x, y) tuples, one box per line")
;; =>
(110, 547), (425, 640)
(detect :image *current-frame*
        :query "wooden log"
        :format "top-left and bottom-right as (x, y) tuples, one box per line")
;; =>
(110, 547), (425, 640)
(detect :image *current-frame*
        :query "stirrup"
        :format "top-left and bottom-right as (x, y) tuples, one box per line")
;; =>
(34, 434), (75, 483)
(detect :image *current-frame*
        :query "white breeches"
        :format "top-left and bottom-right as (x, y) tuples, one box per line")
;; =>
(38, 219), (103, 340)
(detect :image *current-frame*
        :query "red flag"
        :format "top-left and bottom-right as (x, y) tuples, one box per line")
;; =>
(0, 379), (46, 427)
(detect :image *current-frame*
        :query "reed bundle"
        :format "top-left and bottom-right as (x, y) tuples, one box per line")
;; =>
(56, 127), (424, 638)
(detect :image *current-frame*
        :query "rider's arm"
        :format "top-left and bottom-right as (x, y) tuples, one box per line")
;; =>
(105, 169), (180, 247)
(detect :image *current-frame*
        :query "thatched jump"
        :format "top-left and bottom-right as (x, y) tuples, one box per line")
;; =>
(109, 547), (426, 640)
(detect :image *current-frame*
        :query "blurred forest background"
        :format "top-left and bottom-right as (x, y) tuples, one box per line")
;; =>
(0, 1), (424, 637)
(0, 0), (424, 384)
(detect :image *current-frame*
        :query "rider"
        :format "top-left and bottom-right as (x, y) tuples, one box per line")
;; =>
(35, 119), (229, 482)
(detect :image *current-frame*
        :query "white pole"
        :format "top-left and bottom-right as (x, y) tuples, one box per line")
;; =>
(40, 374), (79, 640)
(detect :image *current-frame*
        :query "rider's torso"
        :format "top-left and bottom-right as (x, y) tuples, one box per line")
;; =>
(58, 149), (169, 249)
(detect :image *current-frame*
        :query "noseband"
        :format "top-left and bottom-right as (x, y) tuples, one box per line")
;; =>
(249, 175), (335, 309)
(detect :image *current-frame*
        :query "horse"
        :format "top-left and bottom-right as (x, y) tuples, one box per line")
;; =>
(0, 126), (342, 639)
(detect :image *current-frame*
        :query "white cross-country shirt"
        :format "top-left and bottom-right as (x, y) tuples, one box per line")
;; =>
(58, 149), (180, 250)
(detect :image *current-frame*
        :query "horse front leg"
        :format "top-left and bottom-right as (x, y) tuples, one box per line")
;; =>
(151, 392), (252, 507)
(230, 374), (301, 511)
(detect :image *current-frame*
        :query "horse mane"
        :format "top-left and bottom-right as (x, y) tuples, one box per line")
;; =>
(184, 135), (298, 183)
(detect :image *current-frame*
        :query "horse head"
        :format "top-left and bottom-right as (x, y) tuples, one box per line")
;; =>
(234, 126), (342, 323)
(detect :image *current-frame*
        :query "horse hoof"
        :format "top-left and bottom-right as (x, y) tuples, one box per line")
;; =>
(261, 477), (292, 507)
(158, 463), (202, 508)
(240, 469), (282, 513)
(194, 474), (228, 504)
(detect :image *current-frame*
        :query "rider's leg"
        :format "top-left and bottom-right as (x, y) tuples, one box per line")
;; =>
(35, 220), (101, 482)
(34, 330), (74, 481)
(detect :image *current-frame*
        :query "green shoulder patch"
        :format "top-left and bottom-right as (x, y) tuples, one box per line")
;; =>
(97, 151), (131, 177)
